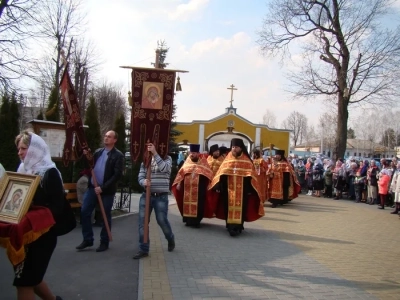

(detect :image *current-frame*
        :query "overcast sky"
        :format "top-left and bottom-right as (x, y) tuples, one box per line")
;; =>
(85, 0), (400, 128)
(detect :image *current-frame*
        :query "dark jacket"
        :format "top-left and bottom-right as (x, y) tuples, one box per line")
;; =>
(89, 147), (124, 195)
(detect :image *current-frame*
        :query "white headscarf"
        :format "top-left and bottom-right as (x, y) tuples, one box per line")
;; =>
(17, 133), (57, 179)
(314, 158), (322, 165)
(0, 163), (5, 179)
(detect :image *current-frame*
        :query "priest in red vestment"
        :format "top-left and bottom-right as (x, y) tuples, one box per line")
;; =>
(172, 144), (215, 228)
(210, 138), (264, 237)
(207, 144), (224, 176)
(267, 149), (301, 208)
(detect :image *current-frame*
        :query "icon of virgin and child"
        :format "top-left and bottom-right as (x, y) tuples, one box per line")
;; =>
(3, 188), (24, 214)
(141, 82), (164, 110)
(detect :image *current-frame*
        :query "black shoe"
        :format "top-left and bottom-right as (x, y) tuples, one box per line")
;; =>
(378, 206), (385, 209)
(76, 240), (93, 250)
(390, 211), (399, 214)
(56, 297), (63, 300)
(271, 203), (277, 208)
(133, 251), (149, 259)
(96, 243), (109, 252)
(229, 230), (239, 237)
(168, 239), (175, 252)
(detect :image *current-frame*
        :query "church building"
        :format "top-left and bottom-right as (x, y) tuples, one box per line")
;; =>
(174, 85), (291, 154)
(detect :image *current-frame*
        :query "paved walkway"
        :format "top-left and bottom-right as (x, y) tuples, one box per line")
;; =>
(1, 194), (399, 299)
(138, 194), (400, 300)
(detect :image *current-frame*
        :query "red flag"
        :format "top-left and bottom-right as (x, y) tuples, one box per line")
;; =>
(59, 65), (88, 166)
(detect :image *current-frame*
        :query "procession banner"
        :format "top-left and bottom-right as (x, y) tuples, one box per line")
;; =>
(130, 68), (176, 162)
(59, 65), (88, 166)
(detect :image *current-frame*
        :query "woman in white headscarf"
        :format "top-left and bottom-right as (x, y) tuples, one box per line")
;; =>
(13, 131), (64, 300)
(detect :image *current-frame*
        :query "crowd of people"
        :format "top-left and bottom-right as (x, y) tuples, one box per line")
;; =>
(289, 155), (400, 216)
(4, 129), (398, 299)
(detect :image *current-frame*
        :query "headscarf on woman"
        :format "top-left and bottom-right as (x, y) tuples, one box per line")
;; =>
(16, 132), (60, 185)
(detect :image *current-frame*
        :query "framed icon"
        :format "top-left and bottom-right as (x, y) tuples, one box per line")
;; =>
(0, 172), (40, 224)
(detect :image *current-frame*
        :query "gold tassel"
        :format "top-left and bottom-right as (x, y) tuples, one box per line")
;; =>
(128, 91), (132, 106)
(176, 75), (182, 92)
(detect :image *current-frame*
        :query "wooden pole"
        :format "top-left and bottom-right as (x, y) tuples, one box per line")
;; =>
(90, 170), (113, 241)
(143, 156), (152, 243)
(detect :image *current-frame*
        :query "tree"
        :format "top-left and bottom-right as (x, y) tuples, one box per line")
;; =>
(0, 0), (42, 90)
(94, 81), (127, 136)
(84, 95), (101, 151)
(281, 111), (307, 146)
(37, 0), (86, 86)
(261, 109), (277, 128)
(0, 92), (20, 170)
(319, 112), (336, 156)
(258, 0), (400, 159)
(380, 128), (396, 149)
(347, 128), (356, 139)
(45, 86), (60, 122)
(113, 112), (126, 154)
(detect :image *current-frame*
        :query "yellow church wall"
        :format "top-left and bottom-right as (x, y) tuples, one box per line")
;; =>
(174, 112), (291, 154)
(175, 123), (199, 144)
(260, 130), (290, 154)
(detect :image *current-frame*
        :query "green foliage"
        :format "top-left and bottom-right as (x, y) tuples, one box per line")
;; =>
(84, 95), (101, 151)
(45, 86), (60, 122)
(169, 103), (182, 153)
(113, 112), (126, 154)
(347, 128), (356, 139)
(0, 93), (20, 171)
(130, 160), (143, 192)
(36, 110), (44, 120)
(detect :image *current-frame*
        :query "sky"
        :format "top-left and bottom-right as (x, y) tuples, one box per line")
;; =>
(84, 0), (400, 128)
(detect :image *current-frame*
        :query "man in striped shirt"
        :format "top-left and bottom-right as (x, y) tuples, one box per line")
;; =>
(133, 143), (175, 259)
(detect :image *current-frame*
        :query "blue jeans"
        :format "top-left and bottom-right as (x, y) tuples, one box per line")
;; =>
(138, 193), (174, 253)
(81, 187), (114, 245)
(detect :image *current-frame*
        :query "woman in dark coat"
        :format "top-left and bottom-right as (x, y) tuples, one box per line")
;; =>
(312, 158), (324, 197)
(14, 131), (64, 300)
(296, 160), (306, 193)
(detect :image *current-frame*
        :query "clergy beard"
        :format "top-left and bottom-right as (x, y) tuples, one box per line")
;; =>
(212, 153), (220, 159)
(232, 149), (242, 158)
(190, 157), (199, 162)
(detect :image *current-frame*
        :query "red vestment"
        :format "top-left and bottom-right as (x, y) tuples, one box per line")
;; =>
(209, 152), (264, 224)
(172, 157), (216, 219)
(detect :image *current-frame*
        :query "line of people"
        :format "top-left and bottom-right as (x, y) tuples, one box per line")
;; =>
(169, 139), (301, 239)
(292, 156), (400, 217)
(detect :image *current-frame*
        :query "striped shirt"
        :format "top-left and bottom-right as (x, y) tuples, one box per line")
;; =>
(138, 154), (172, 193)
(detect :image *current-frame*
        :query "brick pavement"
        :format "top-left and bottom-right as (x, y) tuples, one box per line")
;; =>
(137, 194), (400, 300)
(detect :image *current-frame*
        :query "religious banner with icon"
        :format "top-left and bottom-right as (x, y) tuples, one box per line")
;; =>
(129, 67), (177, 162)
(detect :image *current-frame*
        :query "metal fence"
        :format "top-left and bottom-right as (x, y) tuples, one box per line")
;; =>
(112, 186), (132, 212)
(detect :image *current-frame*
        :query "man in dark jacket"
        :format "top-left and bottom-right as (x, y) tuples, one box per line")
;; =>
(76, 130), (124, 252)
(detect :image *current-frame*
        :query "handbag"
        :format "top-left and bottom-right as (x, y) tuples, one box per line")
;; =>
(52, 195), (77, 236)
(43, 170), (76, 236)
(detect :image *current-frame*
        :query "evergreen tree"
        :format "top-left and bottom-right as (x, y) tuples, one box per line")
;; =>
(84, 95), (101, 151)
(347, 128), (356, 139)
(0, 93), (20, 171)
(169, 102), (182, 188)
(45, 86), (60, 122)
(113, 112), (126, 153)
(37, 110), (44, 120)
